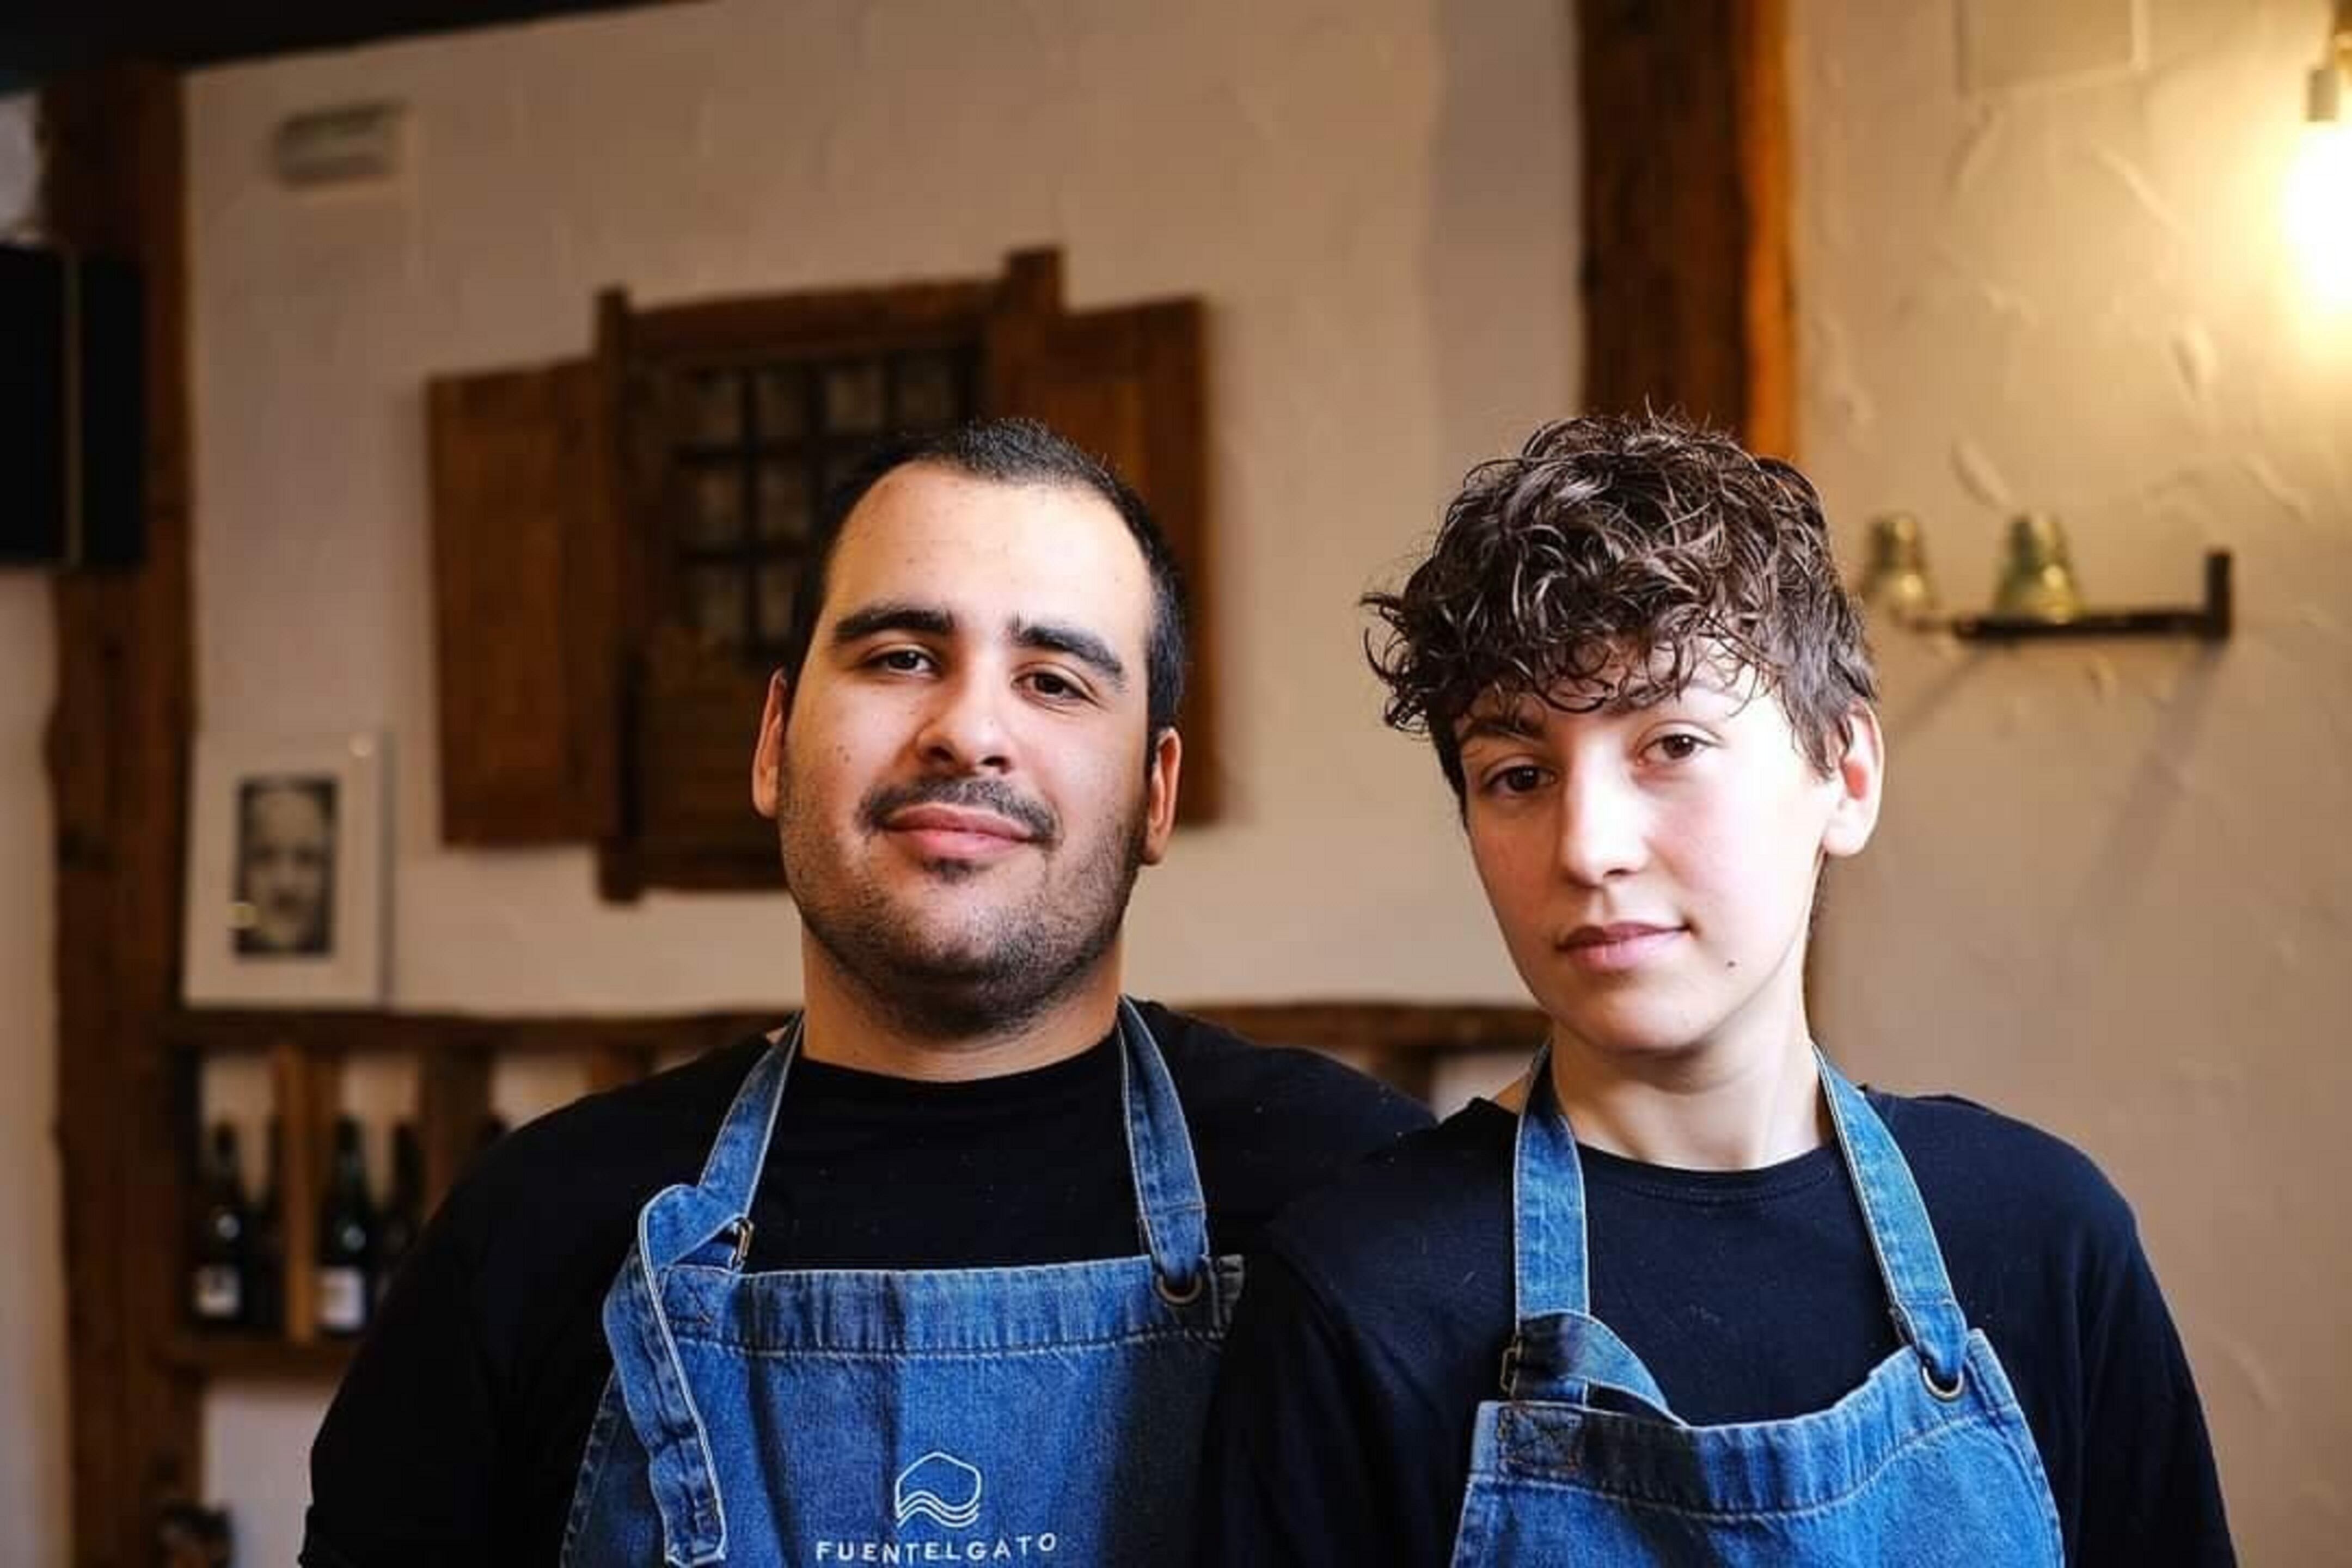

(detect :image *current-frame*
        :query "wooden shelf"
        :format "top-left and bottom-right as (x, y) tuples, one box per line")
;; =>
(166, 1333), (353, 1383)
(1947, 550), (2233, 643)
(164, 1006), (781, 1058)
(166, 1000), (1546, 1364)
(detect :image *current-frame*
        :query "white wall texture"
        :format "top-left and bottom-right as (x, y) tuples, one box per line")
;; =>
(180, 1), (1572, 1558)
(0, 90), (70, 1568)
(1796, 1), (2350, 1560)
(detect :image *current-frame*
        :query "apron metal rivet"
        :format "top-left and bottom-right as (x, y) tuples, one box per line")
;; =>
(1155, 1267), (1206, 1306)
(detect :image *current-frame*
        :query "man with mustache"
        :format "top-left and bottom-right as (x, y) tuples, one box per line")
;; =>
(303, 418), (1428, 1566)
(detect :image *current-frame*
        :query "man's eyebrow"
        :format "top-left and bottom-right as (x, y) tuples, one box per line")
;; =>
(1013, 619), (1128, 690)
(829, 602), (955, 646)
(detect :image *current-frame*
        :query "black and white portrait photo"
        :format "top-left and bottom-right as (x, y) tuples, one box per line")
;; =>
(232, 774), (338, 957)
(184, 732), (387, 1007)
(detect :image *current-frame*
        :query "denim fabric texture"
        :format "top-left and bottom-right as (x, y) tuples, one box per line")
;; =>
(562, 999), (1240, 1567)
(1446, 1046), (2065, 1566)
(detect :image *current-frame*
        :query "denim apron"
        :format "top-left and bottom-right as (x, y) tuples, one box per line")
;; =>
(1448, 1045), (2065, 1566)
(562, 999), (1241, 1567)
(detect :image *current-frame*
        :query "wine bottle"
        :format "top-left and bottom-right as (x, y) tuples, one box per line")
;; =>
(315, 1117), (376, 1338)
(188, 1123), (249, 1331)
(373, 1121), (424, 1310)
(247, 1117), (285, 1336)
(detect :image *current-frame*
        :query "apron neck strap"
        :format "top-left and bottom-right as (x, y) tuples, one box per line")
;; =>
(1510, 1040), (1591, 1324)
(694, 1021), (798, 1209)
(1815, 1049), (1970, 1387)
(1115, 997), (1216, 1298)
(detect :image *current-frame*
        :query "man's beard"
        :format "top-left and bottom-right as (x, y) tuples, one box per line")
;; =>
(779, 770), (1148, 1043)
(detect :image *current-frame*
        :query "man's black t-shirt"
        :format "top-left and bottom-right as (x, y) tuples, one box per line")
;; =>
(301, 1002), (1431, 1567)
(1199, 1091), (2234, 1567)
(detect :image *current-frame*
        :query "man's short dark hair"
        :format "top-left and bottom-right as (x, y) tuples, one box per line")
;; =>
(1364, 411), (1877, 801)
(780, 417), (1189, 744)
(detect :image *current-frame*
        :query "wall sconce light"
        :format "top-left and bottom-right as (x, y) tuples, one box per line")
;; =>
(2290, 0), (2352, 307)
(1853, 513), (2232, 644)
(1856, 513), (1942, 629)
(1990, 512), (2086, 624)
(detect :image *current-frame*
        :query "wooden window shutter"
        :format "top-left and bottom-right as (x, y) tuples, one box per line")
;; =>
(426, 358), (622, 844)
(985, 252), (1218, 820)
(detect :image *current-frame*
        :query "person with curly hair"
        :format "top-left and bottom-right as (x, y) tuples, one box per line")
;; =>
(1196, 413), (2232, 1566)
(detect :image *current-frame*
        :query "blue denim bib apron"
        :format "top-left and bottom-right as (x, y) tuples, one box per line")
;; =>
(562, 999), (1241, 1567)
(1448, 1046), (2064, 1566)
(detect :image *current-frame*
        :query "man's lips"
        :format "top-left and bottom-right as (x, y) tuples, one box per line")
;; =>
(1557, 922), (1685, 972)
(880, 803), (1034, 858)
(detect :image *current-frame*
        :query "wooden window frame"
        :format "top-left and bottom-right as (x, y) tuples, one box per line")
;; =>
(430, 249), (1220, 900)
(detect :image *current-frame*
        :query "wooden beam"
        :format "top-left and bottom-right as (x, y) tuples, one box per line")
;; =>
(272, 1040), (348, 1346)
(1578, 0), (1793, 455)
(41, 62), (198, 1567)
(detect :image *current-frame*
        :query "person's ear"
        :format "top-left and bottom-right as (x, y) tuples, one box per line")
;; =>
(751, 670), (790, 819)
(1137, 727), (1183, 866)
(1820, 705), (1884, 860)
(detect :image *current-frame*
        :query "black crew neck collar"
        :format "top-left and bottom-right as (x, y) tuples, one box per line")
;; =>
(1463, 1097), (1847, 1204)
(781, 1022), (1124, 1107)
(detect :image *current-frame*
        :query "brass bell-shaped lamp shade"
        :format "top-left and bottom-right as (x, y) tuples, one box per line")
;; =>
(1992, 512), (2085, 624)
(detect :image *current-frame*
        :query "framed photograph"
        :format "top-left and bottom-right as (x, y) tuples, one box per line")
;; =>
(182, 732), (388, 1007)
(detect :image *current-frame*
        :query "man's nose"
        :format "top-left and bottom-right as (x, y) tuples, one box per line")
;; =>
(915, 672), (1013, 773)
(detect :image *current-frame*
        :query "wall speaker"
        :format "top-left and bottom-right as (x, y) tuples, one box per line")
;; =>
(0, 243), (144, 571)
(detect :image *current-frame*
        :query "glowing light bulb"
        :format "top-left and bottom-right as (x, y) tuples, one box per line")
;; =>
(2287, 117), (2352, 310)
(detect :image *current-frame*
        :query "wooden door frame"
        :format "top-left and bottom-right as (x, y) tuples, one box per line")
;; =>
(42, 60), (202, 1567)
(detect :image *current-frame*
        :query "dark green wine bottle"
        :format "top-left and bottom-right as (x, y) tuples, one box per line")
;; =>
(315, 1117), (376, 1338)
(189, 1123), (249, 1331)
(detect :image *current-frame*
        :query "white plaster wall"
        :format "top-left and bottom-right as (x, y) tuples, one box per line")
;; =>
(1797, 2), (2351, 1559)
(0, 91), (69, 1568)
(183, 0), (1571, 1543)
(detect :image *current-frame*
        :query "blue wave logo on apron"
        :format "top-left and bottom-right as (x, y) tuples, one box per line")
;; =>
(818, 1447), (1055, 1562)
(893, 1452), (983, 1530)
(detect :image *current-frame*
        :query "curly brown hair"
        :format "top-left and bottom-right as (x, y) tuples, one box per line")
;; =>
(1364, 412), (1876, 800)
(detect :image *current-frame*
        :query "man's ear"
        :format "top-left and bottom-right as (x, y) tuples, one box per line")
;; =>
(1137, 727), (1183, 866)
(1820, 705), (1884, 861)
(752, 669), (790, 819)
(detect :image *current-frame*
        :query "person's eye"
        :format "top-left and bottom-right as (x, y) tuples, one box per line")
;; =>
(1022, 668), (1089, 703)
(1644, 732), (1710, 764)
(867, 647), (934, 675)
(1483, 764), (1551, 797)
